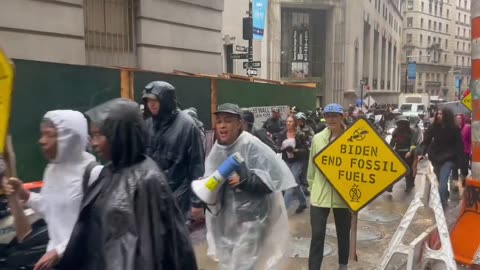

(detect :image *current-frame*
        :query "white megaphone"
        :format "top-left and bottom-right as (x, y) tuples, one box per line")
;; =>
(191, 152), (244, 205)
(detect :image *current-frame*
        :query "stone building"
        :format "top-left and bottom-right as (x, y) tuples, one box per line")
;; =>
(222, 0), (405, 106)
(401, 0), (471, 101)
(0, 0), (224, 74)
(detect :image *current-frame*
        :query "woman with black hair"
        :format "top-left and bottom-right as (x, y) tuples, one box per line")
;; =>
(417, 108), (464, 208)
(58, 98), (197, 270)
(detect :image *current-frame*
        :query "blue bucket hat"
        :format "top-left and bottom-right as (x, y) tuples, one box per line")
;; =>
(324, 103), (344, 115)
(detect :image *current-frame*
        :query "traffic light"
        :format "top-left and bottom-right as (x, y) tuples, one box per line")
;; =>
(243, 17), (252, 40)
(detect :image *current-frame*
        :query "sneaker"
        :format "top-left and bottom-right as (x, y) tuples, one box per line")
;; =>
(295, 205), (307, 214)
(338, 264), (348, 270)
(387, 186), (393, 193)
(404, 185), (414, 193)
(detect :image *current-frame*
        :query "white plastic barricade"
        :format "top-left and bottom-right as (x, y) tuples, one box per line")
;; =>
(376, 160), (457, 270)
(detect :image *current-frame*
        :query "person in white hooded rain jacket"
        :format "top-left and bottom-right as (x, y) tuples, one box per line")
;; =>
(3, 110), (102, 270)
(205, 103), (296, 270)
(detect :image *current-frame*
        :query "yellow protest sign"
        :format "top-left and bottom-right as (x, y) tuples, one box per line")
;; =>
(313, 118), (408, 212)
(461, 90), (472, 112)
(0, 48), (14, 155)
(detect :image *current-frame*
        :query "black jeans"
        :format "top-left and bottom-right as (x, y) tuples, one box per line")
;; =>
(309, 206), (352, 270)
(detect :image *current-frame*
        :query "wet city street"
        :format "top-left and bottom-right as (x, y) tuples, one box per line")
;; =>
(192, 163), (469, 269)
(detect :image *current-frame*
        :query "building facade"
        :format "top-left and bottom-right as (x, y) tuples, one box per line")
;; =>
(401, 0), (471, 101)
(346, 0), (405, 104)
(222, 0), (404, 106)
(0, 0), (224, 74)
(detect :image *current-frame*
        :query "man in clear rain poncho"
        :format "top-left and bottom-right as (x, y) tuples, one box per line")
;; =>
(205, 103), (296, 270)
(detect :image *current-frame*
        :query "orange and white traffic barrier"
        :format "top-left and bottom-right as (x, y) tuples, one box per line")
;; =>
(450, 0), (480, 266)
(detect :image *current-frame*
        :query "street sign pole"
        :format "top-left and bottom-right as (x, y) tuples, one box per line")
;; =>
(248, 0), (253, 77)
(405, 56), (408, 93)
(360, 80), (366, 109)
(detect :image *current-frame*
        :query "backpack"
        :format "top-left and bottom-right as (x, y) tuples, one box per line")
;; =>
(82, 161), (101, 194)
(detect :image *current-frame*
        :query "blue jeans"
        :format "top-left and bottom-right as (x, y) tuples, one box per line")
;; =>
(433, 161), (455, 206)
(284, 186), (307, 208)
(284, 161), (307, 208)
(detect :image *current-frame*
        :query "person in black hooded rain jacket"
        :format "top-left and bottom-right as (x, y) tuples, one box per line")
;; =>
(57, 98), (197, 270)
(142, 81), (205, 219)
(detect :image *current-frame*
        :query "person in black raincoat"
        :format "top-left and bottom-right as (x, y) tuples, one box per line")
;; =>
(142, 81), (205, 219)
(241, 109), (279, 152)
(58, 98), (197, 270)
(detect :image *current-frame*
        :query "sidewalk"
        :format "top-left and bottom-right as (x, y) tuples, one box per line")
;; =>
(192, 177), (468, 270)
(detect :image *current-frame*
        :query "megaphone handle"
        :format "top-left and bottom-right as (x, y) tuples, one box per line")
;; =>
(217, 155), (241, 179)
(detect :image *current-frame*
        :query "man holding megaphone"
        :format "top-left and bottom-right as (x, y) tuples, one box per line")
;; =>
(194, 103), (296, 270)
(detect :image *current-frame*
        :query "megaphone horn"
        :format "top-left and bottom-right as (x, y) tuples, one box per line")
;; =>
(191, 152), (244, 205)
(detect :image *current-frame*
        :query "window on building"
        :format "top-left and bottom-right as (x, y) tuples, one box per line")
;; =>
(463, 42), (466, 51)
(429, 20), (432, 29)
(406, 50), (413, 57)
(447, 9), (449, 18)
(439, 23), (442, 31)
(462, 57), (465, 66)
(437, 73), (440, 82)
(408, 0), (414, 10)
(418, 73), (423, 85)
(457, 41), (460, 49)
(439, 38), (442, 46)
(428, 36), (431, 44)
(407, 17), (413, 27)
(280, 8), (326, 79)
(433, 37), (436, 44)
(459, 0), (461, 7)
(434, 21), (437, 31)
(444, 54), (448, 63)
(465, 0), (468, 9)
(445, 40), (448, 48)
(435, 4), (438, 15)
(469, 43), (471, 50)
(426, 73), (430, 81)
(407, 34), (413, 43)
(465, 14), (467, 23)
(444, 74), (448, 86)
(420, 34), (423, 45)
(429, 2), (432, 13)
(422, 2), (425, 11)
(464, 28), (466, 37)
(83, 0), (137, 67)
(456, 56), (459, 65)
(440, 7), (443, 16)
(421, 18), (424, 28)
(458, 27), (460, 35)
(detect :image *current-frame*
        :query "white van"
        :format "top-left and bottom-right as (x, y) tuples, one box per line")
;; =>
(399, 103), (427, 117)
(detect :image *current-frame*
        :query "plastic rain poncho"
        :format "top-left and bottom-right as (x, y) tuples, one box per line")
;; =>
(205, 132), (296, 270)
(28, 110), (97, 255)
(58, 99), (197, 270)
